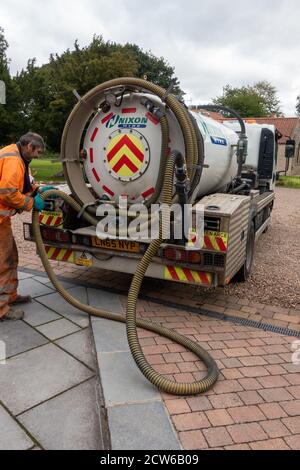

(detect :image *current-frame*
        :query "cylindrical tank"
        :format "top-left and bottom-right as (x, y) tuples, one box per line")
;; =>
(81, 94), (239, 204)
(83, 94), (239, 203)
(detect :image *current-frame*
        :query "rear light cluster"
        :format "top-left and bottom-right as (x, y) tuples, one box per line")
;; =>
(41, 227), (70, 243)
(163, 247), (201, 264)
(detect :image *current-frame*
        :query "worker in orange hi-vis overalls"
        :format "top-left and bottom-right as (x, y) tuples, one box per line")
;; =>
(0, 132), (54, 321)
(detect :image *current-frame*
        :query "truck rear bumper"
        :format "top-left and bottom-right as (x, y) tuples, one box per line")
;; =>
(44, 245), (217, 288)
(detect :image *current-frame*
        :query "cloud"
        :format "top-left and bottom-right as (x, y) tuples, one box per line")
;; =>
(1, 0), (300, 115)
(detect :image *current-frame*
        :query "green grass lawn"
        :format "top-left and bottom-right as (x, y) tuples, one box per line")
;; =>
(30, 158), (65, 182)
(276, 176), (300, 189)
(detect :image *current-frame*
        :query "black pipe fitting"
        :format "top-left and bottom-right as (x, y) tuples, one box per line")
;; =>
(140, 97), (165, 121)
(173, 150), (190, 242)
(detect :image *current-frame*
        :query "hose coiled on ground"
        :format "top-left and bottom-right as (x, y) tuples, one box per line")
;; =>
(32, 78), (218, 395)
(32, 164), (218, 396)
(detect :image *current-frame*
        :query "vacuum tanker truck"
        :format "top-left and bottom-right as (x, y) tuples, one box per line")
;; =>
(24, 78), (279, 288)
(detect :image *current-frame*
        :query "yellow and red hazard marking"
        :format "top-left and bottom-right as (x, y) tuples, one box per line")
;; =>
(45, 246), (74, 263)
(39, 211), (63, 227)
(106, 134), (145, 178)
(203, 231), (228, 252)
(164, 265), (213, 286)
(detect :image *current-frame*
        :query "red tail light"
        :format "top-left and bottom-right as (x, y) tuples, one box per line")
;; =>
(41, 228), (70, 243)
(163, 247), (201, 264)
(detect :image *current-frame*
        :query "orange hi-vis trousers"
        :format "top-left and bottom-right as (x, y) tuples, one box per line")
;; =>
(0, 218), (18, 318)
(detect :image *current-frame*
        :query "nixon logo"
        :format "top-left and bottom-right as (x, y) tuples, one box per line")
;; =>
(106, 114), (148, 129)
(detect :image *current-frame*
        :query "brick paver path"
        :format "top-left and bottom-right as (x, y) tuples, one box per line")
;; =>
(123, 298), (300, 450)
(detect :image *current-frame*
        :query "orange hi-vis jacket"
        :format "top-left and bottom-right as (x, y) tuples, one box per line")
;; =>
(0, 143), (34, 224)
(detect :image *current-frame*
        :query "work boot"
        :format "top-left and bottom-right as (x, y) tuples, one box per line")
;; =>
(2, 308), (24, 321)
(9, 295), (32, 305)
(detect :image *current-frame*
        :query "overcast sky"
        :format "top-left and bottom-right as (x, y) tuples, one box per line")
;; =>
(1, 0), (300, 115)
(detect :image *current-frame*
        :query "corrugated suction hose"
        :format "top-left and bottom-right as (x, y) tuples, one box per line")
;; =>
(32, 153), (218, 395)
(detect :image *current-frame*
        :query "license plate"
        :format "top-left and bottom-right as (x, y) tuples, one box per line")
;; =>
(92, 237), (140, 253)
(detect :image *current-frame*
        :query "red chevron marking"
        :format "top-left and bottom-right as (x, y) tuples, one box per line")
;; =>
(112, 155), (138, 173)
(107, 135), (144, 162)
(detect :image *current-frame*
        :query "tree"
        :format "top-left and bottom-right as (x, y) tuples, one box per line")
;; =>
(0, 27), (21, 144)
(0, 33), (182, 149)
(15, 36), (140, 149)
(213, 81), (282, 118)
(123, 44), (181, 94)
(252, 81), (282, 116)
(15, 36), (182, 150)
(296, 95), (300, 116)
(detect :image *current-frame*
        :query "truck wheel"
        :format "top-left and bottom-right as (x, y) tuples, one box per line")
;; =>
(234, 222), (255, 282)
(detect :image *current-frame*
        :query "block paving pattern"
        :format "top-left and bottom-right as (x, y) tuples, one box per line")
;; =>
(119, 298), (300, 450)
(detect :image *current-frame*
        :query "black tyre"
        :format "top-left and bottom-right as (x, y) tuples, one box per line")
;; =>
(234, 222), (255, 282)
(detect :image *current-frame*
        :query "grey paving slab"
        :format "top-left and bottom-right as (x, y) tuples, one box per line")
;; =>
(87, 287), (124, 313)
(92, 318), (129, 353)
(22, 299), (61, 326)
(18, 278), (54, 298)
(36, 318), (81, 340)
(55, 328), (97, 370)
(32, 275), (52, 284)
(108, 402), (180, 450)
(0, 343), (94, 415)
(98, 351), (160, 407)
(18, 378), (103, 450)
(18, 271), (34, 280)
(0, 405), (34, 450)
(45, 279), (78, 290)
(33, 275), (77, 290)
(37, 287), (89, 327)
(0, 320), (48, 358)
